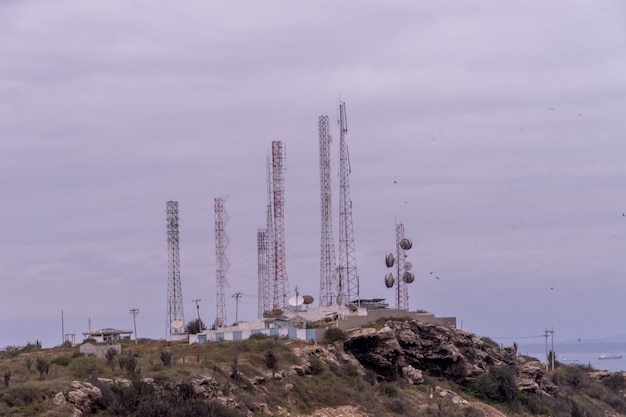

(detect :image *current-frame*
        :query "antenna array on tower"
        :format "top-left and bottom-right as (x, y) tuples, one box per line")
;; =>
(395, 222), (409, 310)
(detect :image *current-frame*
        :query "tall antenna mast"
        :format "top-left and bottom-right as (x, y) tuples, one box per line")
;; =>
(165, 200), (185, 338)
(271, 140), (290, 311)
(214, 197), (230, 327)
(337, 101), (359, 306)
(319, 115), (338, 306)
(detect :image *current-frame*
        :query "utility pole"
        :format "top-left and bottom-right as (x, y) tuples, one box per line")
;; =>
(232, 292), (242, 325)
(130, 308), (139, 345)
(548, 327), (556, 370)
(543, 329), (549, 371)
(192, 299), (201, 322)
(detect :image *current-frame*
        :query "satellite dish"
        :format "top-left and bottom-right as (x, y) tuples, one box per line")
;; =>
(170, 320), (183, 330)
(400, 238), (413, 250)
(385, 273), (394, 288)
(385, 253), (395, 268)
(402, 272), (415, 284)
(288, 296), (305, 307)
(302, 295), (314, 305)
(405, 261), (412, 271)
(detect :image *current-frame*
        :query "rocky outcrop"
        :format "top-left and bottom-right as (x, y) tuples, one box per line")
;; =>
(342, 319), (556, 396)
(190, 376), (221, 399)
(66, 381), (103, 415)
(344, 320), (516, 383)
(343, 326), (403, 380)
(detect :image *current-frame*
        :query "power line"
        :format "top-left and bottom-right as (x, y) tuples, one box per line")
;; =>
(489, 335), (545, 340)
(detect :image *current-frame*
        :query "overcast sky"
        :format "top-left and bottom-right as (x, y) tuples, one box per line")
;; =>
(1, 1), (625, 348)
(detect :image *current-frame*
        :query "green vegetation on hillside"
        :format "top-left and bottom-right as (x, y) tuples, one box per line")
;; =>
(1, 331), (626, 417)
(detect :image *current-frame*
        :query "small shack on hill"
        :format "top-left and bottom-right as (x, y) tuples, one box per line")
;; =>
(79, 342), (121, 359)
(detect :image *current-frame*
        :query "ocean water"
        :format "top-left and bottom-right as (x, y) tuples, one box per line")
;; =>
(516, 342), (626, 372)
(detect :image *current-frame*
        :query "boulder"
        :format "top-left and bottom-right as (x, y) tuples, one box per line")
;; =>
(53, 391), (65, 406)
(401, 365), (424, 385)
(67, 381), (102, 414)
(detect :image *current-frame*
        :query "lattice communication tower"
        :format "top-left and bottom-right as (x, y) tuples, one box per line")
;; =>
(214, 197), (230, 327)
(165, 201), (185, 338)
(257, 228), (270, 318)
(395, 222), (409, 310)
(337, 101), (359, 305)
(271, 141), (290, 311)
(318, 115), (338, 306)
(258, 155), (276, 317)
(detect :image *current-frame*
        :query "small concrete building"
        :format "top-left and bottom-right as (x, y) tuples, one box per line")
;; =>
(82, 328), (133, 343)
(79, 342), (121, 359)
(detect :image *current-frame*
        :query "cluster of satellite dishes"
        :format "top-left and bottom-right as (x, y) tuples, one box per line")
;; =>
(384, 238), (415, 288)
(262, 294), (314, 318)
(289, 294), (314, 309)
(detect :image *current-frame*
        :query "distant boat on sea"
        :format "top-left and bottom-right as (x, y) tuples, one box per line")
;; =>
(598, 353), (623, 360)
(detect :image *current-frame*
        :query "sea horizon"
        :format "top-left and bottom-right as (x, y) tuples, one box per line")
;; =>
(516, 341), (626, 373)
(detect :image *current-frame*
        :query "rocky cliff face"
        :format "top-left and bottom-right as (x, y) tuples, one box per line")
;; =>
(341, 319), (556, 395)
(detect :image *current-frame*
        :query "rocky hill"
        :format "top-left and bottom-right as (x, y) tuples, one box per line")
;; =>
(1, 318), (625, 417)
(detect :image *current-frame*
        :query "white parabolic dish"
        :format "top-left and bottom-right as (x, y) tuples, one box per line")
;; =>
(288, 296), (305, 307)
